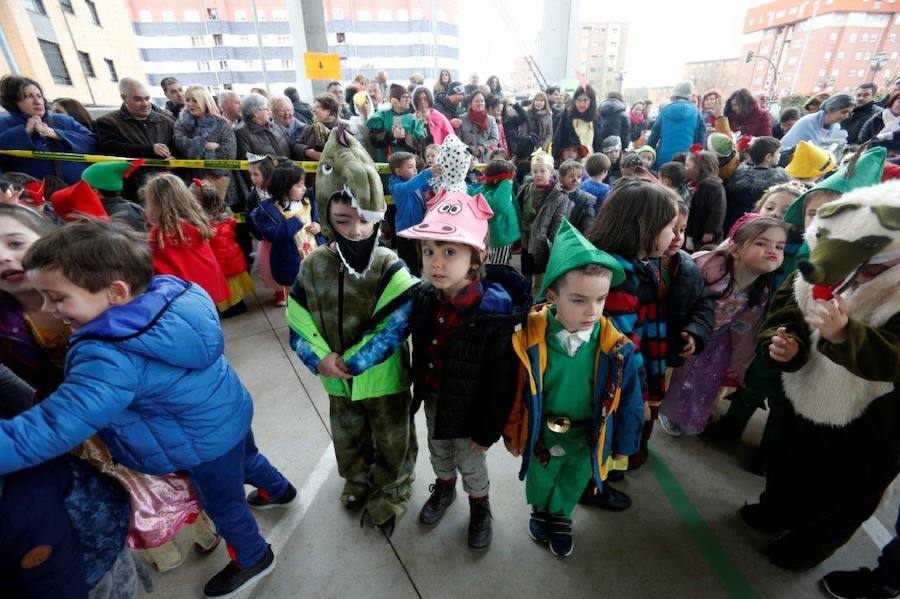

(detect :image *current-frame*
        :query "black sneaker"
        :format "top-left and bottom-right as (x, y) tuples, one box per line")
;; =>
(419, 479), (457, 525)
(578, 483), (632, 511)
(247, 483), (297, 510)
(548, 516), (574, 557)
(528, 509), (550, 543)
(204, 546), (276, 598)
(467, 498), (492, 550)
(822, 568), (900, 599)
(699, 417), (744, 442)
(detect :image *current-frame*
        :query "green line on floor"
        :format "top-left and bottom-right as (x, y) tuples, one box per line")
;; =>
(647, 444), (759, 599)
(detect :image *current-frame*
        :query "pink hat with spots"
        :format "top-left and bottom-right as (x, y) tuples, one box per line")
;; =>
(398, 190), (494, 251)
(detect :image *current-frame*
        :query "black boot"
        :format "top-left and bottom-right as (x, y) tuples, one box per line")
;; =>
(578, 481), (631, 511)
(419, 478), (457, 525)
(467, 497), (492, 550)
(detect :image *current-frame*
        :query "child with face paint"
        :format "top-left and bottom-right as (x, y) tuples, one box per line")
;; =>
(286, 127), (419, 536)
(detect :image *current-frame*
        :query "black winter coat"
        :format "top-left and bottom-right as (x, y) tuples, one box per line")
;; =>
(665, 250), (715, 367)
(842, 102), (881, 145)
(685, 177), (727, 249)
(723, 165), (790, 232)
(410, 265), (531, 446)
(598, 99), (630, 147)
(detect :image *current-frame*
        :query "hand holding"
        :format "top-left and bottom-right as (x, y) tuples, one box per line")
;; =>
(318, 352), (352, 379)
(152, 143), (172, 158)
(679, 332), (696, 358)
(205, 141), (220, 151)
(769, 327), (799, 363)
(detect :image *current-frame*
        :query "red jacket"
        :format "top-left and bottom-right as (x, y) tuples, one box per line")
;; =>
(209, 218), (248, 277)
(149, 222), (230, 304)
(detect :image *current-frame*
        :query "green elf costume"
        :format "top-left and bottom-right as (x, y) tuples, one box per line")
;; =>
(366, 84), (427, 163)
(80, 160), (146, 231)
(704, 147), (887, 473)
(286, 127), (419, 534)
(503, 220), (644, 557)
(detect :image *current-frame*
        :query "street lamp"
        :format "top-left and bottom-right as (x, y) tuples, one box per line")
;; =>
(746, 50), (779, 99)
(870, 52), (888, 83)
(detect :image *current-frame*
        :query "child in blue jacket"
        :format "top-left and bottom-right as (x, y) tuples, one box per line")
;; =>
(0, 219), (297, 599)
(389, 151), (436, 276)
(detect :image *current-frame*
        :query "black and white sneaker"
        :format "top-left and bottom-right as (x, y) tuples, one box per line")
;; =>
(203, 546), (276, 598)
(247, 483), (298, 510)
(821, 568), (900, 599)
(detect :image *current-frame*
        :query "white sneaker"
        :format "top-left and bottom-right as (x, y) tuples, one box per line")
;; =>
(658, 415), (683, 437)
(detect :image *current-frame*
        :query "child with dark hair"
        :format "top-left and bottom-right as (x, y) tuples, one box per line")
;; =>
(659, 161), (691, 204)
(557, 159), (597, 235)
(191, 179), (254, 318)
(400, 191), (529, 550)
(659, 215), (788, 436)
(684, 150), (727, 250)
(250, 161), (323, 306)
(477, 158), (521, 265)
(580, 153), (611, 206)
(724, 136), (790, 231)
(2, 218), (297, 598)
(585, 179), (678, 503)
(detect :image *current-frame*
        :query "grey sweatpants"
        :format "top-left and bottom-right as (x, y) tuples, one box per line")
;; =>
(424, 394), (489, 497)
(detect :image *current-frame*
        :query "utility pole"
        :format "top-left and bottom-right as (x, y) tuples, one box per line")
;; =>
(249, 0), (270, 95)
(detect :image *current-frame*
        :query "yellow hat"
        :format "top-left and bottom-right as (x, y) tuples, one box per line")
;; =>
(785, 141), (838, 179)
(352, 90), (369, 107)
(531, 148), (554, 168)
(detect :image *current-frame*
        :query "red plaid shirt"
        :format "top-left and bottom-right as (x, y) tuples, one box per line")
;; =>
(423, 278), (484, 392)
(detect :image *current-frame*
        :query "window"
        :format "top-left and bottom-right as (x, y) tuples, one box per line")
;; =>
(22, 0), (46, 15)
(162, 10), (174, 22)
(396, 9), (408, 20)
(829, 32), (838, 41)
(356, 9), (370, 20)
(219, 60), (228, 70)
(213, 34), (223, 46)
(860, 33), (869, 42)
(789, 56), (798, 65)
(376, 9), (391, 21)
(837, 51), (845, 60)
(277, 35), (290, 45)
(256, 9), (265, 20)
(191, 35), (206, 46)
(207, 8), (219, 20)
(865, 52), (872, 60)
(856, 51), (863, 59)
(824, 51), (832, 61)
(849, 69), (856, 77)
(281, 59), (292, 68)
(818, 68), (827, 76)
(234, 9), (246, 21)
(831, 68), (839, 77)
(59, 0), (74, 14)
(197, 61), (211, 71)
(273, 10), (287, 21)
(889, 33), (896, 43)
(849, 32), (857, 43)
(184, 10), (199, 21)
(39, 40), (72, 84)
(139, 9), (152, 22)
(85, 0), (100, 25)
(105, 58), (117, 81)
(333, 7), (344, 19)
(77, 51), (95, 77)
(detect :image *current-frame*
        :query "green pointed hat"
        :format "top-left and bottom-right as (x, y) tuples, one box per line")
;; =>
(540, 219), (625, 298)
(81, 160), (144, 192)
(784, 146), (887, 226)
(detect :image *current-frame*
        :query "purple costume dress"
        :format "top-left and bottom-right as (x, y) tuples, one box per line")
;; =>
(660, 251), (767, 435)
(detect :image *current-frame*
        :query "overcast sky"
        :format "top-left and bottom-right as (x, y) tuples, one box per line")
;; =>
(459, 0), (758, 89)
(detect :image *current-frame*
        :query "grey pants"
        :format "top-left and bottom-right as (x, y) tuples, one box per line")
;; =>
(424, 394), (489, 497)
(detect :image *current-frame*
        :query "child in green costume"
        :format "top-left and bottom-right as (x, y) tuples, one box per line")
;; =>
(286, 127), (419, 536)
(503, 219), (644, 557)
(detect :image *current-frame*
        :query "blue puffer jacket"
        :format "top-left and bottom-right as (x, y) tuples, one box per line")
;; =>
(0, 276), (253, 476)
(647, 99), (706, 167)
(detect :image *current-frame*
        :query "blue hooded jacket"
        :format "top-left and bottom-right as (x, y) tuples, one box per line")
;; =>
(647, 99), (706, 167)
(0, 111), (96, 184)
(0, 276), (253, 476)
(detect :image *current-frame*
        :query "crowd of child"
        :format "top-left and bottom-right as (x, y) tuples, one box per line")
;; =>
(1, 80), (899, 599)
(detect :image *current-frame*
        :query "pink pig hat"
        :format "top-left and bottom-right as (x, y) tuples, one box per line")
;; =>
(398, 190), (494, 252)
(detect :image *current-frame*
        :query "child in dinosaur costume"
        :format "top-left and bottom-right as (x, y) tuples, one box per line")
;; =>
(286, 127), (420, 535)
(703, 147), (887, 476)
(740, 177), (900, 570)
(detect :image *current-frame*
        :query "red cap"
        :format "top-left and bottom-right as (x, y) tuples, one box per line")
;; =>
(50, 180), (109, 222)
(22, 180), (45, 206)
(882, 162), (900, 182)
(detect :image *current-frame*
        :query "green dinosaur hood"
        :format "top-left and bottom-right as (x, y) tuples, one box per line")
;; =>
(315, 126), (386, 239)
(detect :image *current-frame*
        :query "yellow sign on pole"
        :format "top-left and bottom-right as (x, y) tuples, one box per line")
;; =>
(303, 52), (342, 81)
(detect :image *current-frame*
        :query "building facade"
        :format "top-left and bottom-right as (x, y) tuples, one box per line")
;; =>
(577, 22), (628, 95)
(0, 0), (145, 105)
(127, 0), (459, 98)
(683, 57), (740, 96)
(737, 0), (900, 98)
(324, 0), (460, 81)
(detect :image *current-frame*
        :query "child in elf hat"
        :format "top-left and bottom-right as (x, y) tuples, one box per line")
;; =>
(503, 219), (644, 557)
(81, 160), (146, 231)
(658, 214), (789, 437)
(476, 158), (521, 265)
(516, 149), (569, 297)
(784, 140), (838, 185)
(49, 179), (109, 223)
(191, 179), (255, 318)
(286, 127), (419, 536)
(400, 189), (530, 550)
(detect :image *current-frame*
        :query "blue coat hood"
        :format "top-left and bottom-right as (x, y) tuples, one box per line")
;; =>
(0, 276), (253, 476)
